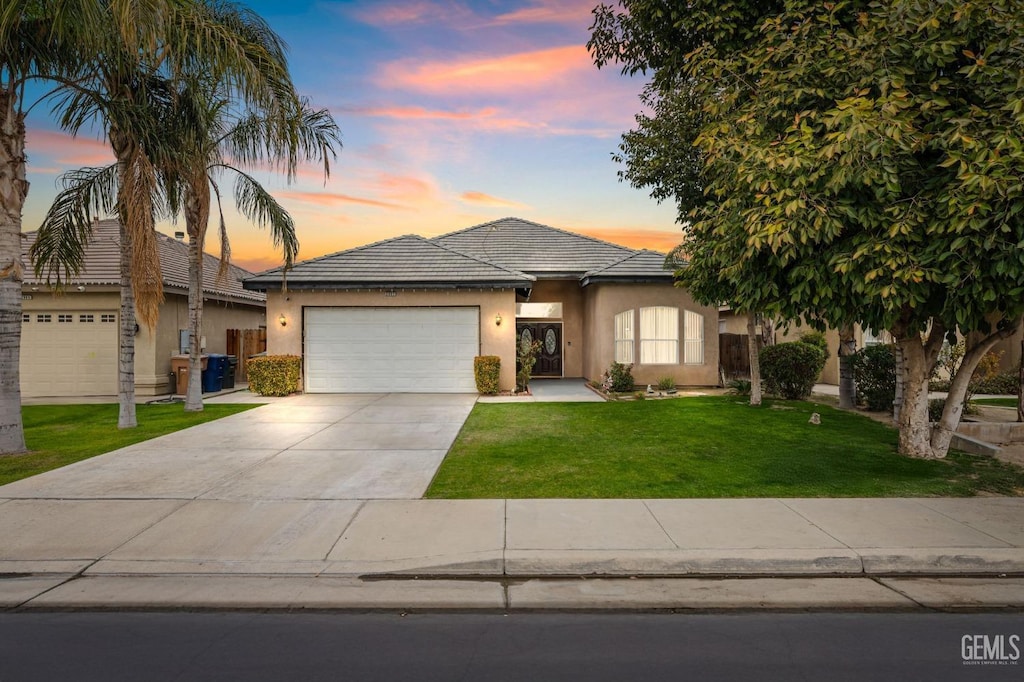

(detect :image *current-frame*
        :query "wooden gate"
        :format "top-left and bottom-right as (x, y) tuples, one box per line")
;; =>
(719, 333), (750, 380)
(226, 328), (267, 380)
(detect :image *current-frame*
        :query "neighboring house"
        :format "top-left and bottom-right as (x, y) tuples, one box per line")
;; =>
(243, 217), (719, 393)
(21, 219), (266, 398)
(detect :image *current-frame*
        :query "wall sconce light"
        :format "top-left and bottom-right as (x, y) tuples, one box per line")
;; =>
(278, 314), (287, 327)
(76, 285), (86, 292)
(495, 313), (502, 326)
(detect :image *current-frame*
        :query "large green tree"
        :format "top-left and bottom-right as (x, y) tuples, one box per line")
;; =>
(590, 0), (1024, 458)
(30, 0), (299, 428)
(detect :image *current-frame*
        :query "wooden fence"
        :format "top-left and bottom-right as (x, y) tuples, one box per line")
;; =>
(226, 328), (267, 380)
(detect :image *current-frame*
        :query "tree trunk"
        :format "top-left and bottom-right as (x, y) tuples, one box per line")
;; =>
(893, 344), (905, 421)
(1018, 340), (1023, 423)
(931, 319), (1023, 457)
(117, 218), (137, 429)
(184, 180), (211, 412)
(747, 312), (762, 406)
(893, 318), (946, 458)
(838, 323), (856, 409)
(0, 88), (28, 454)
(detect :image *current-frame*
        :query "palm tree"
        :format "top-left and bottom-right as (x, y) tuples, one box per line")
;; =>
(40, 86), (341, 412)
(0, 0), (183, 453)
(30, 0), (300, 428)
(162, 80), (340, 411)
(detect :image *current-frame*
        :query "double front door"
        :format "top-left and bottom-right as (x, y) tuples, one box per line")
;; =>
(516, 322), (562, 377)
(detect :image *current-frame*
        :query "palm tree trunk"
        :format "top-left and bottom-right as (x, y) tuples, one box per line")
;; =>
(184, 181), (210, 412)
(746, 312), (762, 406)
(117, 218), (137, 428)
(0, 88), (27, 454)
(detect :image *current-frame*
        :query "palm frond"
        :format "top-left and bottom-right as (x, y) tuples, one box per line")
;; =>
(210, 178), (232, 284)
(118, 137), (164, 330)
(231, 170), (298, 267)
(30, 164), (118, 287)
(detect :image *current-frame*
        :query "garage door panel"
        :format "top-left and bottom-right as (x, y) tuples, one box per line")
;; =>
(20, 311), (118, 397)
(304, 307), (479, 393)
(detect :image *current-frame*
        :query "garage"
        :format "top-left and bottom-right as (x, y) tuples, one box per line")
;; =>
(20, 311), (118, 397)
(304, 307), (480, 393)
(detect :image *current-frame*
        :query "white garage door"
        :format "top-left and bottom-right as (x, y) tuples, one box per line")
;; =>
(304, 307), (480, 393)
(20, 311), (118, 397)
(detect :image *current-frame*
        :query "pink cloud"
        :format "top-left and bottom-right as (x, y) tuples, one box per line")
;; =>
(459, 191), (529, 209)
(26, 129), (114, 167)
(575, 227), (684, 253)
(353, 105), (500, 121)
(350, 1), (474, 26)
(380, 45), (591, 94)
(277, 190), (408, 211)
(492, 0), (595, 26)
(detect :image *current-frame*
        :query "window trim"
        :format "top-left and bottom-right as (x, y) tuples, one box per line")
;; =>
(614, 310), (634, 364)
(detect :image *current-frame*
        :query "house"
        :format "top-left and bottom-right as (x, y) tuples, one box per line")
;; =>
(20, 219), (266, 397)
(243, 217), (719, 393)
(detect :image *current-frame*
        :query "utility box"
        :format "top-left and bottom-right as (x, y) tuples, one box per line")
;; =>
(171, 354), (208, 395)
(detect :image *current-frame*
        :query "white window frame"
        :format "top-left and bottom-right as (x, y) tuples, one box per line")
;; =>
(639, 306), (679, 365)
(684, 310), (705, 365)
(614, 310), (634, 364)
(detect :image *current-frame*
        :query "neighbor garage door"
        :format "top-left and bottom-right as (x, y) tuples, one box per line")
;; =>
(304, 307), (480, 393)
(20, 311), (118, 397)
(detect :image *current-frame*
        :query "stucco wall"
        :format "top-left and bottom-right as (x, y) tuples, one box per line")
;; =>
(522, 279), (584, 377)
(147, 292), (266, 394)
(582, 283), (720, 387)
(266, 288), (518, 391)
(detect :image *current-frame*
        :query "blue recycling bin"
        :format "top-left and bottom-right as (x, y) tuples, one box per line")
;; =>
(202, 354), (226, 393)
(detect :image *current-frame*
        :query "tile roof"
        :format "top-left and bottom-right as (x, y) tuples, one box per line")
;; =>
(581, 250), (677, 285)
(431, 217), (636, 276)
(22, 218), (265, 304)
(243, 234), (536, 290)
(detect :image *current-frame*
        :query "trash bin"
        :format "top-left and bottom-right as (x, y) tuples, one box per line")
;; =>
(223, 355), (238, 389)
(202, 354), (226, 393)
(171, 354), (207, 395)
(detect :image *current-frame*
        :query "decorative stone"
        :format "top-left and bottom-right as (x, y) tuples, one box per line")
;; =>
(809, 413), (821, 425)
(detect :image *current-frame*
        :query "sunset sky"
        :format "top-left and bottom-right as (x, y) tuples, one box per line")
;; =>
(21, 0), (682, 273)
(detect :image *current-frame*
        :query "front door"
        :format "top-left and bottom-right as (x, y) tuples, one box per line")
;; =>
(516, 322), (562, 377)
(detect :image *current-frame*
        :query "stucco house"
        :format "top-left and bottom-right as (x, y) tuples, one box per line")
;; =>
(243, 217), (719, 393)
(21, 219), (266, 398)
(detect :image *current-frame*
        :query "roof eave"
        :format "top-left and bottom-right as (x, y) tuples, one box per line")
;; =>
(244, 279), (532, 292)
(580, 274), (677, 287)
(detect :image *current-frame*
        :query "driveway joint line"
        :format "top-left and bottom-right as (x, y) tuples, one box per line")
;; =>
(910, 498), (1019, 548)
(776, 499), (857, 552)
(323, 500), (367, 561)
(642, 500), (680, 549)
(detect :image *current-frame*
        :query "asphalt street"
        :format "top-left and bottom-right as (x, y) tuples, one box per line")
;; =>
(0, 612), (1020, 681)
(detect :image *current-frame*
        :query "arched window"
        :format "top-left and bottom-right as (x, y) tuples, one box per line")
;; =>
(614, 310), (634, 363)
(684, 310), (704, 364)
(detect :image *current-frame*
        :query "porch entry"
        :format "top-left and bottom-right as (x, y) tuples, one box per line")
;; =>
(516, 322), (563, 377)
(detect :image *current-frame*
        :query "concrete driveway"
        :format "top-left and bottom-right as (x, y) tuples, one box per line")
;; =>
(0, 393), (476, 502)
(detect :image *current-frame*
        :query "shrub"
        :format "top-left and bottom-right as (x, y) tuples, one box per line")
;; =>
(247, 355), (302, 396)
(657, 376), (675, 391)
(852, 344), (897, 411)
(928, 398), (946, 423)
(799, 330), (829, 353)
(473, 356), (500, 395)
(727, 378), (751, 396)
(973, 370), (1017, 395)
(760, 342), (827, 400)
(517, 339), (541, 392)
(605, 362), (634, 393)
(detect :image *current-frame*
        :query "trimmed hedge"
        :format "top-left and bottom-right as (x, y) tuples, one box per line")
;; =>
(247, 355), (302, 396)
(760, 341), (827, 400)
(474, 355), (501, 395)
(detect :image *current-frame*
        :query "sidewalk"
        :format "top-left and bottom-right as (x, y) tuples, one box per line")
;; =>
(2, 497), (1022, 611)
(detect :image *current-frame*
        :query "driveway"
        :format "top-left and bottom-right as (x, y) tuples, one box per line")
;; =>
(0, 393), (477, 502)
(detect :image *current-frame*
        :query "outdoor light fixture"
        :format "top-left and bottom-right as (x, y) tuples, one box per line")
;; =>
(495, 313), (502, 326)
(278, 314), (287, 327)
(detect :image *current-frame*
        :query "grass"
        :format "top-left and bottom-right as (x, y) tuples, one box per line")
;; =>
(972, 397), (1019, 408)
(0, 403), (260, 486)
(426, 396), (1024, 498)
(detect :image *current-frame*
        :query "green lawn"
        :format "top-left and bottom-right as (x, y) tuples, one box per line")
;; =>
(426, 397), (1024, 498)
(972, 397), (1019, 408)
(0, 403), (260, 486)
